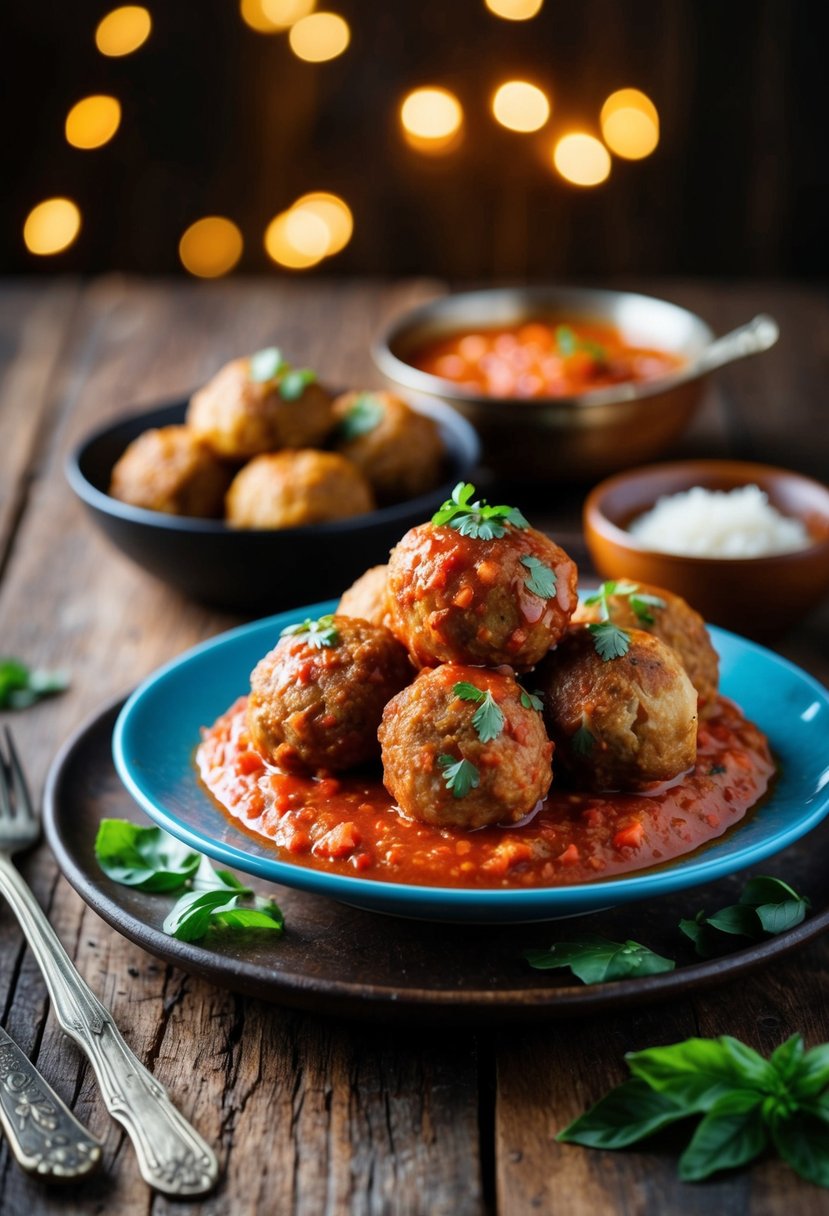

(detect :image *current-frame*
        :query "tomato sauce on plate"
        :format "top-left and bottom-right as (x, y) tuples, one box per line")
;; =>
(196, 696), (775, 889)
(409, 319), (685, 399)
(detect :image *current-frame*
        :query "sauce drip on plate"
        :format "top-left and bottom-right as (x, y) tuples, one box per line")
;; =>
(196, 696), (774, 889)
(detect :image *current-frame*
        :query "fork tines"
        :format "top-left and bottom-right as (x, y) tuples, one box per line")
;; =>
(0, 727), (35, 822)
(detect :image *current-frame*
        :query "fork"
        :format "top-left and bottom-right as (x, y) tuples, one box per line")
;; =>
(0, 728), (219, 1196)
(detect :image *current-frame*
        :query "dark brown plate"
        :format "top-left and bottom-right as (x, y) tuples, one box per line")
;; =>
(44, 698), (829, 1024)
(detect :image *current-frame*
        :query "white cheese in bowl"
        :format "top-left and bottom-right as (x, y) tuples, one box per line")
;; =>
(628, 484), (811, 557)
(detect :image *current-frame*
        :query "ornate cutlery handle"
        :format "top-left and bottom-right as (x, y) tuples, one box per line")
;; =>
(0, 1025), (102, 1180)
(0, 856), (219, 1196)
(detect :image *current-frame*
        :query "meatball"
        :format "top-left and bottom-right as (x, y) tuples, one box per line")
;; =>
(537, 626), (697, 792)
(573, 581), (719, 716)
(226, 450), (375, 529)
(337, 564), (391, 628)
(332, 391), (443, 503)
(186, 355), (333, 459)
(247, 615), (411, 773)
(379, 664), (553, 829)
(387, 517), (578, 671)
(109, 425), (231, 517)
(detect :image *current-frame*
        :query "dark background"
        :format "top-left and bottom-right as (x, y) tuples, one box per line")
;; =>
(3, 0), (825, 278)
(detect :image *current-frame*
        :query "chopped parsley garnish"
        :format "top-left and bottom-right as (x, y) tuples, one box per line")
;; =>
(278, 368), (316, 401)
(453, 681), (505, 743)
(588, 621), (631, 661)
(555, 325), (608, 364)
(337, 393), (385, 440)
(280, 614), (340, 649)
(437, 754), (480, 799)
(520, 554), (557, 599)
(432, 482), (529, 540)
(582, 580), (665, 661)
(520, 689), (544, 712)
(248, 346), (317, 400)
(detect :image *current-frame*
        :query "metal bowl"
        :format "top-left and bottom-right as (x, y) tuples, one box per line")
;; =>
(373, 286), (779, 479)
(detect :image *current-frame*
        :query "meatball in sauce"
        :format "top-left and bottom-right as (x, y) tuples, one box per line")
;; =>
(380, 664), (552, 829)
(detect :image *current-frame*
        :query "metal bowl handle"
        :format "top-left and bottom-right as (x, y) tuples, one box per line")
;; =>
(697, 314), (780, 375)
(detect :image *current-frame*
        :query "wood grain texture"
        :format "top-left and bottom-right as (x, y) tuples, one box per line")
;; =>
(0, 278), (827, 1215)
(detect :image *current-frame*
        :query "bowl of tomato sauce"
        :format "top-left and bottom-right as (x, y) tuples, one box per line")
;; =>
(373, 287), (778, 479)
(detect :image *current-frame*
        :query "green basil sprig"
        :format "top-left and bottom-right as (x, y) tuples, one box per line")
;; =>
(558, 1034), (829, 1187)
(525, 935), (674, 984)
(680, 876), (811, 957)
(0, 658), (70, 709)
(95, 820), (284, 943)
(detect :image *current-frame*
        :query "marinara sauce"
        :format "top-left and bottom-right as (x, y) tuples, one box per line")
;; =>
(196, 696), (775, 889)
(410, 319), (684, 399)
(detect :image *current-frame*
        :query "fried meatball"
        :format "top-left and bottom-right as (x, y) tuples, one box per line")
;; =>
(186, 356), (333, 458)
(247, 615), (411, 773)
(226, 450), (375, 529)
(332, 391), (444, 503)
(537, 626), (697, 792)
(337, 564), (391, 628)
(387, 520), (578, 671)
(109, 425), (231, 517)
(379, 664), (553, 829)
(573, 582), (719, 717)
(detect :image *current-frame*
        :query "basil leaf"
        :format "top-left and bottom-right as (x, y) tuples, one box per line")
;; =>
(626, 1038), (753, 1112)
(0, 657), (70, 710)
(163, 889), (240, 941)
(557, 1079), (692, 1149)
(769, 1034), (806, 1085)
(739, 876), (805, 906)
(792, 1044), (829, 1099)
(190, 855), (251, 894)
(678, 1091), (767, 1182)
(249, 346), (285, 382)
(525, 935), (674, 985)
(771, 1111), (829, 1187)
(214, 903), (284, 933)
(705, 904), (762, 937)
(95, 820), (200, 892)
(755, 900), (809, 934)
(682, 875), (811, 957)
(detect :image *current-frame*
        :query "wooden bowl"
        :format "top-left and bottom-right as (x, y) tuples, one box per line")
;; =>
(583, 461), (829, 638)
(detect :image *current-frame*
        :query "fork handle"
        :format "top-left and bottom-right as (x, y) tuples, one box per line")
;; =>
(0, 855), (219, 1196)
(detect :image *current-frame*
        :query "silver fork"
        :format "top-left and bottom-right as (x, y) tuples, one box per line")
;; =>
(0, 727), (219, 1196)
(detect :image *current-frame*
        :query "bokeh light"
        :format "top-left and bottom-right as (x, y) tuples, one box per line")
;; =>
(552, 133), (611, 186)
(65, 96), (122, 150)
(241, 0), (315, 32)
(95, 6), (152, 57)
(600, 88), (660, 159)
(264, 211), (326, 269)
(23, 199), (82, 256)
(491, 81), (550, 132)
(288, 12), (350, 62)
(400, 87), (464, 153)
(292, 192), (353, 254)
(178, 217), (243, 278)
(484, 0), (543, 20)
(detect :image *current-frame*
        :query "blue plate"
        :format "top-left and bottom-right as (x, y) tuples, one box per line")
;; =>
(113, 603), (829, 923)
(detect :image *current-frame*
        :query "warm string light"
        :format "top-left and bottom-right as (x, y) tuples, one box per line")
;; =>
(95, 6), (152, 56)
(553, 133), (611, 186)
(264, 191), (353, 270)
(65, 95), (122, 149)
(400, 87), (464, 153)
(288, 12), (350, 62)
(600, 88), (659, 159)
(23, 199), (82, 256)
(484, 0), (543, 20)
(491, 81), (550, 132)
(179, 217), (244, 277)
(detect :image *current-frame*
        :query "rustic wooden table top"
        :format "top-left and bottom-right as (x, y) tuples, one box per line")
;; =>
(0, 277), (827, 1215)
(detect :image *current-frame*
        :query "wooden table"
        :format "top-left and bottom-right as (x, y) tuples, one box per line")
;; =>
(0, 278), (827, 1215)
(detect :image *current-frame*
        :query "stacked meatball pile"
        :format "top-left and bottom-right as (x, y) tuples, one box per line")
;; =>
(244, 485), (720, 832)
(109, 348), (444, 528)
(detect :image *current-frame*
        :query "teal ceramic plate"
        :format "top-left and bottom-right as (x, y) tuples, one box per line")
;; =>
(112, 603), (829, 923)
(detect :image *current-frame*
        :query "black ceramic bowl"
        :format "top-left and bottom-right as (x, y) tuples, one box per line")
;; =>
(67, 399), (480, 613)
